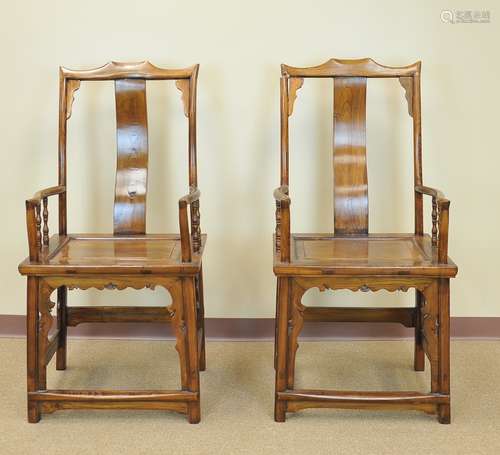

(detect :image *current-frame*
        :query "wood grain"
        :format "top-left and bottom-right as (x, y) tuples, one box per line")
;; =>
(60, 60), (196, 81)
(273, 58), (456, 424)
(114, 79), (148, 235)
(333, 77), (368, 235)
(20, 61), (206, 423)
(282, 58), (421, 78)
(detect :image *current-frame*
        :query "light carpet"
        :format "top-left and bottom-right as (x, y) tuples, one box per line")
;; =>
(0, 338), (499, 454)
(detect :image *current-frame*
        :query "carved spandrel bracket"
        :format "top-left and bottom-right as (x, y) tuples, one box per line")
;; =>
(399, 76), (413, 117)
(420, 282), (439, 363)
(38, 281), (56, 388)
(288, 290), (305, 349)
(66, 79), (81, 120)
(44, 277), (180, 294)
(66, 282), (156, 291)
(167, 282), (189, 388)
(288, 77), (304, 116)
(175, 79), (190, 117)
(316, 282), (419, 293)
(39, 296), (55, 338)
(295, 277), (432, 294)
(286, 280), (307, 388)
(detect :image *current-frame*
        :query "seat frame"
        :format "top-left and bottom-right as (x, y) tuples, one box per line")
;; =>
(273, 58), (458, 424)
(19, 61), (206, 424)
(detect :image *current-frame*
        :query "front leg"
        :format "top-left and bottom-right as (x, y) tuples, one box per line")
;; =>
(38, 281), (55, 390)
(182, 277), (201, 423)
(56, 286), (68, 370)
(275, 277), (290, 422)
(437, 279), (451, 424)
(196, 266), (206, 371)
(414, 290), (425, 371)
(26, 277), (40, 423)
(287, 280), (306, 389)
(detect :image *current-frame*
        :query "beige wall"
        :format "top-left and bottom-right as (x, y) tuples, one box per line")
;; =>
(2, 0), (499, 317)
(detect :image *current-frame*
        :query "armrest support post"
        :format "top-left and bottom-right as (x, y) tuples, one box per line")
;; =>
(415, 185), (450, 264)
(274, 185), (291, 263)
(178, 200), (192, 262)
(25, 201), (40, 262)
(25, 185), (66, 263)
(280, 200), (290, 262)
(178, 187), (201, 263)
(437, 200), (450, 264)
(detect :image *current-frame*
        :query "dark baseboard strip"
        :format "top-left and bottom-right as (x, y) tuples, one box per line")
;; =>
(1, 315), (499, 340)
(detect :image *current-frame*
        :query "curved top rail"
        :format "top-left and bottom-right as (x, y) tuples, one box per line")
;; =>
(281, 58), (420, 78)
(60, 61), (198, 81)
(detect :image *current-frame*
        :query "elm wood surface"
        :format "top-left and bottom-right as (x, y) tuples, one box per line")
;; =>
(19, 234), (207, 275)
(114, 79), (149, 235)
(273, 58), (457, 424)
(274, 234), (457, 276)
(332, 77), (368, 235)
(19, 61), (206, 423)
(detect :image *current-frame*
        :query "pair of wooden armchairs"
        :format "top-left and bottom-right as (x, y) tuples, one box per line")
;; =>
(19, 59), (457, 425)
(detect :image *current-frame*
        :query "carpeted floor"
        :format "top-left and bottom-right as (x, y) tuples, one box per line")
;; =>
(0, 338), (499, 454)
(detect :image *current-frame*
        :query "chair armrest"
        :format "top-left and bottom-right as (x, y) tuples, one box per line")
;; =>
(273, 185), (291, 203)
(178, 187), (201, 262)
(415, 185), (450, 263)
(26, 185), (66, 206)
(415, 185), (448, 204)
(273, 186), (291, 262)
(179, 187), (201, 206)
(25, 185), (66, 262)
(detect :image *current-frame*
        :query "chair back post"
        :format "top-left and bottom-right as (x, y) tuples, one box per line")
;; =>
(57, 71), (66, 236)
(188, 66), (201, 254)
(280, 75), (289, 187)
(411, 69), (424, 235)
(188, 65), (199, 188)
(276, 72), (292, 262)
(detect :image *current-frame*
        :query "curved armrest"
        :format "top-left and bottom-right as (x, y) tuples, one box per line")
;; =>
(25, 185), (66, 262)
(273, 185), (291, 204)
(273, 186), (291, 262)
(178, 187), (202, 262)
(415, 185), (448, 205)
(26, 185), (66, 206)
(415, 185), (451, 263)
(178, 187), (201, 207)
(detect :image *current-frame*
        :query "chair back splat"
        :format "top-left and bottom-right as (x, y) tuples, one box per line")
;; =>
(280, 58), (422, 236)
(58, 61), (199, 236)
(114, 78), (149, 234)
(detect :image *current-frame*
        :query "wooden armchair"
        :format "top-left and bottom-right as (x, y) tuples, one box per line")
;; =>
(18, 61), (206, 423)
(273, 58), (458, 423)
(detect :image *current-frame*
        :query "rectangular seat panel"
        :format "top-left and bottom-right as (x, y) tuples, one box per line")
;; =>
(50, 238), (180, 266)
(18, 234), (206, 275)
(273, 234), (457, 277)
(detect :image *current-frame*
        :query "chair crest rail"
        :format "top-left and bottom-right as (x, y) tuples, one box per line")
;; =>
(281, 58), (421, 78)
(60, 61), (198, 81)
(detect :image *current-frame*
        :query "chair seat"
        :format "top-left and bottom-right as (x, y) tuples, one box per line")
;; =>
(274, 233), (457, 277)
(19, 234), (206, 276)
